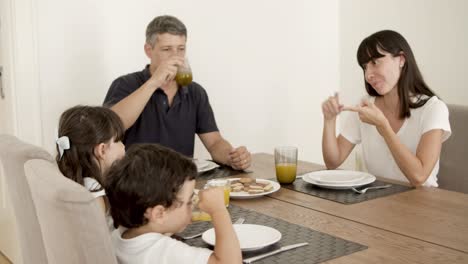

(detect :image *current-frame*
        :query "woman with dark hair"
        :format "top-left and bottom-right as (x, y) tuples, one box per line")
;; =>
(321, 30), (451, 187)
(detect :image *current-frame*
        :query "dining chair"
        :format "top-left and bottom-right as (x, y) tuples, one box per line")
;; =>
(25, 158), (117, 264)
(0, 135), (117, 264)
(0, 134), (52, 264)
(438, 104), (468, 194)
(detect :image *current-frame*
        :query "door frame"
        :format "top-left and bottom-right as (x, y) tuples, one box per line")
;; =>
(0, 0), (42, 263)
(7, 0), (43, 146)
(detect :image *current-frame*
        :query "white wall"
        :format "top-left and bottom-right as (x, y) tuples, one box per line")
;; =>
(35, 0), (339, 164)
(15, 0), (468, 166)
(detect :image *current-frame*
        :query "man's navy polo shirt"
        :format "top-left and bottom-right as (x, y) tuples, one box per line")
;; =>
(103, 65), (218, 157)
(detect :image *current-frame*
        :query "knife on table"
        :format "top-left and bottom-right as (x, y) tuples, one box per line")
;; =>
(242, 242), (309, 263)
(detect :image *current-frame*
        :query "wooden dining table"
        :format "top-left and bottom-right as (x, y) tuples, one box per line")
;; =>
(202, 153), (468, 263)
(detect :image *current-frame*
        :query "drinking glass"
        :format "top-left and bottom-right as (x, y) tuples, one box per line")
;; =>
(205, 179), (231, 207)
(191, 191), (212, 222)
(175, 57), (193, 87)
(274, 146), (298, 184)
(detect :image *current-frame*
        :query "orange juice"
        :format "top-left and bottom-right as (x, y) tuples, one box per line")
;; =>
(223, 187), (230, 207)
(191, 211), (212, 221)
(175, 72), (193, 86)
(205, 179), (230, 207)
(275, 163), (297, 184)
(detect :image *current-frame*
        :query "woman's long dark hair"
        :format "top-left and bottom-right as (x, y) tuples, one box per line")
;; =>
(357, 30), (436, 118)
(56, 106), (124, 192)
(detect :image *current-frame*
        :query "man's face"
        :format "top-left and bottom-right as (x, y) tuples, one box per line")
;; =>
(145, 33), (187, 69)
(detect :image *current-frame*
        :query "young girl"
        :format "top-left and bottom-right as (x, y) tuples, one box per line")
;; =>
(322, 30), (451, 187)
(56, 105), (125, 225)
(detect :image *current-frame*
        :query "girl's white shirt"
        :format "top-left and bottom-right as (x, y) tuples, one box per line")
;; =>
(83, 177), (114, 230)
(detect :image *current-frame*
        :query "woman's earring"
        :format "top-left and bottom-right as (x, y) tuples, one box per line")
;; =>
(400, 63), (404, 68)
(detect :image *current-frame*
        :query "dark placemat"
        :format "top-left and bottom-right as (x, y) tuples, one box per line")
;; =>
(177, 205), (367, 264)
(198, 165), (248, 180)
(279, 178), (413, 204)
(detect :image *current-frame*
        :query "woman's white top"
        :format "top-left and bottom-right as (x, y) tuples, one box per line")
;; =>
(341, 96), (451, 187)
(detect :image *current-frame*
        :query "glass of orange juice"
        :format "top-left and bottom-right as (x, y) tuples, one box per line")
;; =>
(191, 190), (212, 222)
(274, 146), (298, 184)
(191, 210), (212, 222)
(205, 179), (230, 207)
(175, 57), (193, 87)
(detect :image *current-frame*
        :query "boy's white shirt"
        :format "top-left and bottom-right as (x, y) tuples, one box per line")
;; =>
(111, 227), (212, 264)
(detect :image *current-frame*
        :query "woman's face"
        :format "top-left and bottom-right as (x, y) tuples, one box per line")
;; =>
(363, 49), (405, 96)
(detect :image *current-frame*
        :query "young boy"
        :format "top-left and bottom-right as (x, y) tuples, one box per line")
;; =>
(105, 144), (242, 264)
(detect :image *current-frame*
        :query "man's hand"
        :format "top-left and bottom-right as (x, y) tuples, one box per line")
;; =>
(150, 56), (185, 87)
(228, 146), (251, 170)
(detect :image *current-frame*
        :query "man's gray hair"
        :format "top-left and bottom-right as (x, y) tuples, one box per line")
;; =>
(146, 15), (187, 46)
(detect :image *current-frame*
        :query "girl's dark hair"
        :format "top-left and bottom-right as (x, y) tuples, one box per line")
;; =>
(105, 144), (197, 228)
(357, 30), (436, 118)
(56, 106), (125, 192)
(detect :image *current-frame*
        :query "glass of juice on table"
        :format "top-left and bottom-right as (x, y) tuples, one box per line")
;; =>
(275, 146), (298, 184)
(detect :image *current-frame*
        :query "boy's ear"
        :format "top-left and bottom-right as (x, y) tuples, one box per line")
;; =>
(144, 205), (166, 224)
(93, 143), (107, 160)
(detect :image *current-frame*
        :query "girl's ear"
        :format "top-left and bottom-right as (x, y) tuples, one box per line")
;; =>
(93, 143), (107, 161)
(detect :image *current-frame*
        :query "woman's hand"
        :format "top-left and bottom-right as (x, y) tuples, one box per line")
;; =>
(322, 93), (344, 121)
(343, 100), (389, 134)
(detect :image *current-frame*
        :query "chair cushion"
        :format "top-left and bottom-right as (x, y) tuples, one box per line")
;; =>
(439, 104), (468, 194)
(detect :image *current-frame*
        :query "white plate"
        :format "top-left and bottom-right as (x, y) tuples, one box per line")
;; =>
(316, 173), (366, 184)
(202, 224), (282, 251)
(228, 178), (280, 199)
(302, 170), (376, 189)
(193, 159), (219, 173)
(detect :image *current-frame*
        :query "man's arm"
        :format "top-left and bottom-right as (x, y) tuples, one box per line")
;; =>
(108, 57), (183, 130)
(110, 78), (160, 130)
(199, 132), (251, 170)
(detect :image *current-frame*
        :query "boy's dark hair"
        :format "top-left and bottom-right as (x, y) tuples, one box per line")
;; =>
(56, 105), (125, 191)
(105, 144), (197, 228)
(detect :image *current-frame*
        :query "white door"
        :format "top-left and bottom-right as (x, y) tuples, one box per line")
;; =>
(0, 0), (15, 136)
(0, 0), (21, 262)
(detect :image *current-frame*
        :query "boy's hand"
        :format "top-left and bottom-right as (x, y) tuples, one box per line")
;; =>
(198, 187), (226, 216)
